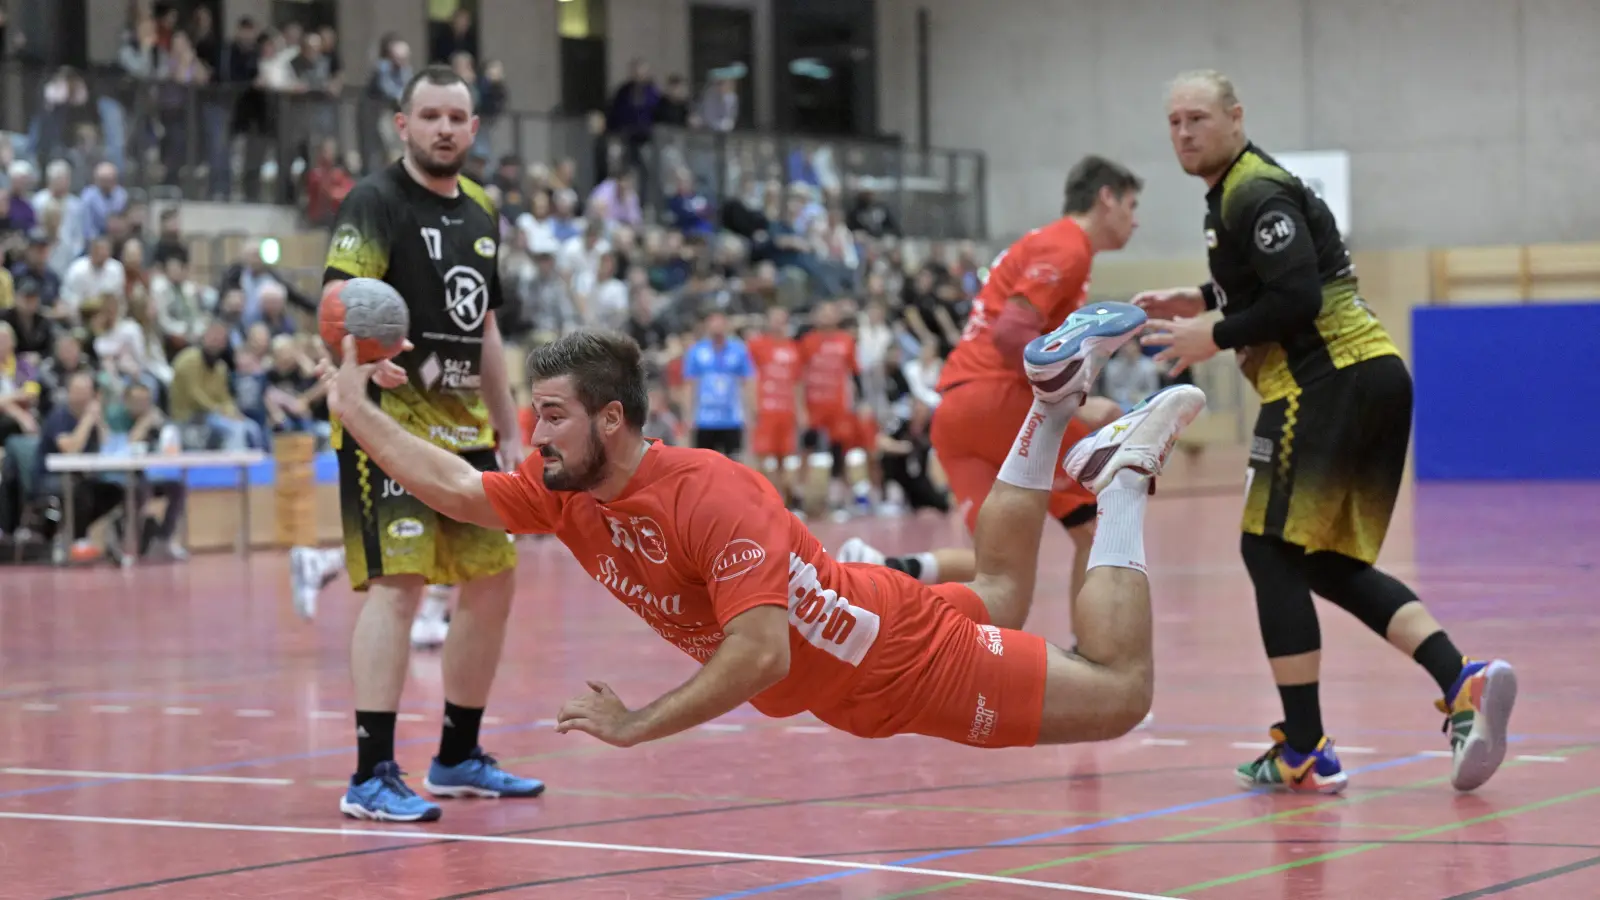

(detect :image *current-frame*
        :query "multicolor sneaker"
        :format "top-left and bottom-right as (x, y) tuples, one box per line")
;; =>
(340, 761), (442, 821)
(424, 748), (546, 799)
(1023, 301), (1148, 403)
(1235, 724), (1349, 794)
(1062, 385), (1208, 494)
(1438, 658), (1518, 792)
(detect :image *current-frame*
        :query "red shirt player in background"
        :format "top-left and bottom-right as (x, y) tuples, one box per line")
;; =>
(838, 156), (1143, 606)
(797, 300), (872, 515)
(745, 306), (806, 500)
(323, 325), (1198, 758)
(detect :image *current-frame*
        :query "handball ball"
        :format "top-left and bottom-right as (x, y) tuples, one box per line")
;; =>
(320, 277), (409, 363)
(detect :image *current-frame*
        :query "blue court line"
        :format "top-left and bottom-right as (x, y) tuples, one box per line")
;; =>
(704, 753), (1434, 899)
(0, 719), (550, 801)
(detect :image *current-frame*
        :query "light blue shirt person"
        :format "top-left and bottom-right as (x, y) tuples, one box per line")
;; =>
(683, 333), (754, 430)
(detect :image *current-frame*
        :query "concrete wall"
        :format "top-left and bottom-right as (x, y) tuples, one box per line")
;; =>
(877, 0), (1600, 257)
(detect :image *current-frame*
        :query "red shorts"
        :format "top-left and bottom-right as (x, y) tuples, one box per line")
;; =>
(931, 378), (1095, 534)
(811, 571), (1049, 749)
(806, 405), (872, 452)
(750, 411), (798, 459)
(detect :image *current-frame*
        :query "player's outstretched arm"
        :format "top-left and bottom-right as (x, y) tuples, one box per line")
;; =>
(556, 604), (790, 747)
(325, 335), (508, 531)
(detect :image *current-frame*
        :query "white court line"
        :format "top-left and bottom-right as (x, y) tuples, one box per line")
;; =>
(1231, 742), (1274, 751)
(0, 811), (1182, 900)
(1, 768), (292, 786)
(785, 726), (830, 734)
(234, 709), (275, 718)
(1515, 755), (1567, 763)
(90, 705), (130, 714)
(483, 716), (503, 725)
(1140, 738), (1189, 747)
(1337, 747), (1378, 755)
(20, 703), (58, 712)
(699, 723), (744, 732)
(163, 707), (202, 716)
(534, 718), (558, 727)
(310, 711), (343, 720)
(1421, 750), (1454, 758)
(396, 713), (426, 722)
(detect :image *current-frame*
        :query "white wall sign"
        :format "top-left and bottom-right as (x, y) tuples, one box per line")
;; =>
(1276, 150), (1352, 240)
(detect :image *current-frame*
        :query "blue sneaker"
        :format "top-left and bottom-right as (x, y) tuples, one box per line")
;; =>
(340, 761), (442, 821)
(1023, 301), (1148, 403)
(424, 748), (546, 799)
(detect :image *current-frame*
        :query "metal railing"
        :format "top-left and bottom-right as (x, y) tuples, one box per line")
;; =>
(0, 62), (987, 240)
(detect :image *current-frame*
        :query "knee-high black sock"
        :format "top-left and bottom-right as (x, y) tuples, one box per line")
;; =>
(1412, 631), (1467, 696)
(1277, 683), (1325, 754)
(438, 702), (485, 766)
(355, 711), (397, 782)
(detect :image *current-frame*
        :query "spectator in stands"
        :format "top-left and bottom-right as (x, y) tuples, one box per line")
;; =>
(846, 185), (898, 238)
(903, 338), (944, 409)
(0, 321), (41, 443)
(575, 250), (628, 332)
(262, 334), (329, 441)
(224, 16), (265, 200)
(657, 74), (692, 127)
(154, 30), (211, 186)
(219, 243), (314, 319)
(608, 59), (661, 186)
(104, 379), (187, 558)
(366, 35), (412, 169)
(119, 13), (163, 80)
(149, 208), (185, 267)
(699, 71), (740, 133)
(666, 167), (715, 239)
(587, 168), (643, 229)
(37, 370), (124, 559)
(151, 252), (207, 353)
(80, 163), (128, 242)
(516, 190), (558, 251)
(876, 396), (947, 514)
(430, 6), (477, 64)
(304, 138), (354, 226)
(168, 319), (262, 450)
(32, 162), (85, 274)
(6, 162), (37, 234)
(37, 332), (94, 415)
(3, 278), (54, 361)
(60, 237), (126, 325)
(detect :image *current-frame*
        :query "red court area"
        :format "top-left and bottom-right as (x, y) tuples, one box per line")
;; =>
(2, 479), (1598, 900)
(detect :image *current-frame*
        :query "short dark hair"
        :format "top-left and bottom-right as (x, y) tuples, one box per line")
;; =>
(1062, 156), (1143, 215)
(526, 331), (649, 429)
(400, 64), (472, 113)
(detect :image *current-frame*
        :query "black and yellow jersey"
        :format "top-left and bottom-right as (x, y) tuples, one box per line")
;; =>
(325, 161), (504, 452)
(1200, 144), (1397, 402)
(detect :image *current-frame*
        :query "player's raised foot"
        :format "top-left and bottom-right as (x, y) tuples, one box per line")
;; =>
(424, 748), (546, 799)
(289, 546), (325, 620)
(1023, 301), (1148, 403)
(410, 611), (449, 650)
(1063, 385), (1207, 494)
(340, 761), (442, 821)
(835, 537), (887, 566)
(1439, 658), (1518, 792)
(1235, 724), (1348, 794)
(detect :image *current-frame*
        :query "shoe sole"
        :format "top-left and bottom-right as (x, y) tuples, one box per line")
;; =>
(1452, 660), (1518, 792)
(1025, 303), (1147, 397)
(338, 797), (442, 821)
(423, 778), (547, 799)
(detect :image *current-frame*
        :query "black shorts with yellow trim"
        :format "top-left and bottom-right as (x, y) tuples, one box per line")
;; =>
(336, 440), (516, 591)
(1242, 354), (1411, 564)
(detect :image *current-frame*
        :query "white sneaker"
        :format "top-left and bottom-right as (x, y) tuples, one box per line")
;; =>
(1023, 301), (1148, 403)
(1063, 385), (1208, 494)
(410, 612), (450, 650)
(836, 537), (886, 565)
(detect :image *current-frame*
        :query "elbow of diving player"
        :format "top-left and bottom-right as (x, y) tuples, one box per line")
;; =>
(727, 604), (792, 691)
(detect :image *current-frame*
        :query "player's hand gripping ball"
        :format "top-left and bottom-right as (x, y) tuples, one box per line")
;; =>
(319, 277), (410, 364)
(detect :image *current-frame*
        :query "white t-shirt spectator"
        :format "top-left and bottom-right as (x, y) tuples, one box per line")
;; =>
(60, 256), (127, 320)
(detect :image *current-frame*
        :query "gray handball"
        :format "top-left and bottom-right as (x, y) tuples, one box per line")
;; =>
(339, 277), (410, 345)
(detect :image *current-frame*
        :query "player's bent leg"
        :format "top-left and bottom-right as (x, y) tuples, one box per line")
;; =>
(967, 302), (1149, 630)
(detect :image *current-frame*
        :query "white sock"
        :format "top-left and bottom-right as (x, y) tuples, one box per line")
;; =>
(911, 551), (939, 584)
(996, 396), (1082, 491)
(1086, 470), (1149, 573)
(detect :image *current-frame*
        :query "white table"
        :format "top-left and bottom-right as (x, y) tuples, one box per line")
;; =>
(46, 450), (268, 565)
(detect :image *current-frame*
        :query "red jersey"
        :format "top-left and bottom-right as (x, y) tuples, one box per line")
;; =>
(798, 328), (857, 411)
(937, 217), (1094, 391)
(483, 443), (929, 718)
(745, 334), (802, 416)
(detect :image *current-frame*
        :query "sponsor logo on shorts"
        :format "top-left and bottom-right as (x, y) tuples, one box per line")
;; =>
(968, 692), (998, 746)
(975, 624), (1004, 657)
(388, 517), (425, 539)
(1250, 435), (1274, 463)
(1016, 411), (1046, 458)
(712, 539), (766, 582)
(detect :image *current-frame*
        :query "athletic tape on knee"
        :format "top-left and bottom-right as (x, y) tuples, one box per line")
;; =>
(807, 452), (834, 470)
(782, 455), (803, 473)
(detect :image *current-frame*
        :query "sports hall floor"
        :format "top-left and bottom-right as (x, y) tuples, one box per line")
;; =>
(2, 460), (1597, 899)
